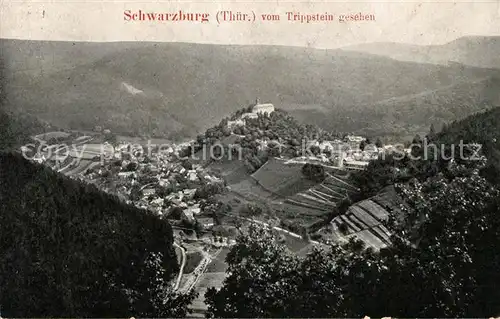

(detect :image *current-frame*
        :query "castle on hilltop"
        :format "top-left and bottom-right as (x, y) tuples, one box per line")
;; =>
(226, 98), (275, 129)
(240, 98), (275, 120)
(252, 98), (275, 115)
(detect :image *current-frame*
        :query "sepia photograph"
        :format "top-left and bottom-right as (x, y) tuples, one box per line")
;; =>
(1, 1), (499, 317)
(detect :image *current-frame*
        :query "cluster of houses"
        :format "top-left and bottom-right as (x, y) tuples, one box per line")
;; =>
(82, 140), (224, 227)
(301, 136), (379, 169)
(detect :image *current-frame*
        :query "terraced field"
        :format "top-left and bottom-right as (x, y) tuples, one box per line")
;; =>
(370, 186), (407, 221)
(327, 193), (397, 250)
(49, 156), (74, 171)
(230, 158), (362, 229)
(57, 157), (79, 174)
(225, 157), (362, 229)
(283, 174), (360, 217)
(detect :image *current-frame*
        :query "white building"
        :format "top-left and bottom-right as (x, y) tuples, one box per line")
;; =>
(241, 112), (258, 120)
(227, 119), (246, 129)
(364, 144), (378, 153)
(252, 103), (275, 115)
(343, 159), (369, 171)
(142, 188), (156, 197)
(345, 135), (365, 143)
(187, 170), (198, 181)
(118, 171), (136, 178)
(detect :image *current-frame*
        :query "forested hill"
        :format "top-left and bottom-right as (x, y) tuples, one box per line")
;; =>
(437, 106), (500, 183)
(351, 107), (500, 199)
(3, 39), (499, 140)
(438, 106), (500, 148)
(0, 152), (193, 317)
(0, 109), (53, 150)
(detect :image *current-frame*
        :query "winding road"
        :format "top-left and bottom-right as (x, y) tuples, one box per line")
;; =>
(173, 242), (186, 291)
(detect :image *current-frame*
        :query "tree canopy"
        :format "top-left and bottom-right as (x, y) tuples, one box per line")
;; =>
(205, 158), (500, 317)
(0, 152), (195, 317)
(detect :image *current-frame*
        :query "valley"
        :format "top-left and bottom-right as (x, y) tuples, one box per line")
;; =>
(2, 34), (500, 318)
(16, 102), (416, 315)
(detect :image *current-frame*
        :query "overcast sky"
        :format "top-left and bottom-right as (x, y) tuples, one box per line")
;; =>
(1, 0), (499, 49)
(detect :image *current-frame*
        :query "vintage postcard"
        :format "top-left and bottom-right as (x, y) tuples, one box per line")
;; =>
(1, 0), (500, 318)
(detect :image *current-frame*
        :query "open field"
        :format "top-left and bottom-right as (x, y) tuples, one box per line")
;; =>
(184, 251), (204, 274)
(206, 248), (229, 273)
(207, 159), (249, 185)
(251, 158), (316, 197)
(69, 144), (114, 158)
(116, 135), (174, 145)
(189, 272), (227, 315)
(273, 202), (327, 226)
(34, 131), (71, 141)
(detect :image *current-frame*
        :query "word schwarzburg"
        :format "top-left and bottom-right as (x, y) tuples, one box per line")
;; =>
(124, 10), (210, 23)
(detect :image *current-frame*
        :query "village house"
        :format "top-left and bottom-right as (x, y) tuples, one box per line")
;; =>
(181, 209), (196, 223)
(158, 178), (170, 187)
(241, 112), (258, 120)
(118, 171), (136, 178)
(187, 170), (199, 181)
(183, 204), (201, 217)
(345, 135), (366, 150)
(183, 188), (197, 200)
(345, 135), (365, 143)
(343, 159), (369, 170)
(142, 188), (156, 197)
(151, 197), (164, 207)
(364, 144), (378, 153)
(226, 119), (246, 129)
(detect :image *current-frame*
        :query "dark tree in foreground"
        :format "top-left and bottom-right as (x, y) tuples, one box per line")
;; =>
(0, 153), (196, 317)
(301, 163), (326, 182)
(359, 139), (367, 151)
(205, 160), (500, 317)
